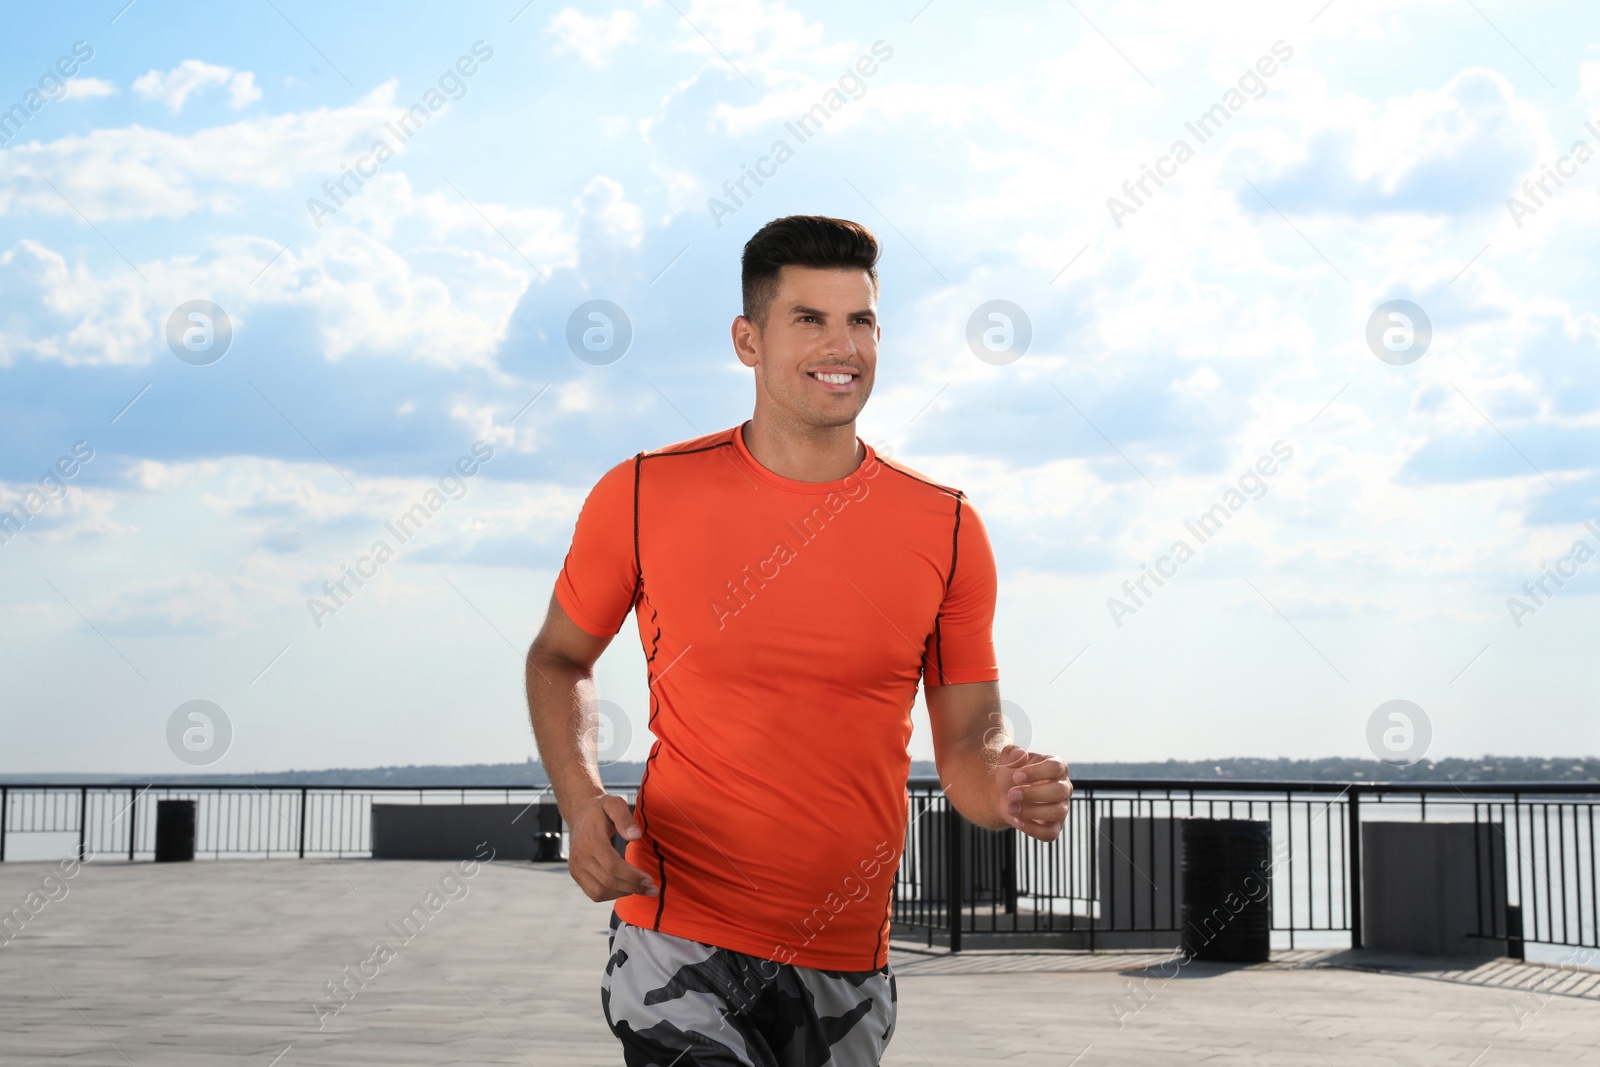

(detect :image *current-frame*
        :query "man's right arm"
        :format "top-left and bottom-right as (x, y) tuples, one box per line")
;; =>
(526, 590), (658, 901)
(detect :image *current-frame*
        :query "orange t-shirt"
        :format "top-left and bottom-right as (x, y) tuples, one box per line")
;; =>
(554, 421), (999, 970)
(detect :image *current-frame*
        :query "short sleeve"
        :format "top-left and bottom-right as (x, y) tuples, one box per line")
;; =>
(553, 457), (641, 638)
(921, 494), (1000, 687)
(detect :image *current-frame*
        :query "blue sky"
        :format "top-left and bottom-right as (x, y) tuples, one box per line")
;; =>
(1, 0), (1597, 775)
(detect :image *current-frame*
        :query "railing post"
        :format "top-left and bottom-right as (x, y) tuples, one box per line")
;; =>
(1003, 829), (1017, 915)
(1088, 793), (1098, 952)
(1347, 789), (1363, 950)
(127, 787), (137, 862)
(1506, 903), (1525, 961)
(0, 786), (7, 863)
(297, 787), (308, 859)
(77, 786), (88, 862)
(945, 799), (962, 954)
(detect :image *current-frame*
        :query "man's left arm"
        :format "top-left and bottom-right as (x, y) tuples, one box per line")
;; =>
(919, 495), (1071, 840)
(925, 680), (1072, 840)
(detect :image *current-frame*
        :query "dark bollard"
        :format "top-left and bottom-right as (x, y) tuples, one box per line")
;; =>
(1181, 818), (1272, 962)
(154, 799), (197, 862)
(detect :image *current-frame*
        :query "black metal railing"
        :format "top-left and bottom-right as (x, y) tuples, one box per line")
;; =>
(2, 779), (1595, 955)
(893, 779), (1356, 952)
(1465, 792), (1599, 955)
(891, 779), (1600, 954)
(0, 785), (569, 862)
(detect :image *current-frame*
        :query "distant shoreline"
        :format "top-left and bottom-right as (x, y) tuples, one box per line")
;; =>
(3, 755), (1596, 787)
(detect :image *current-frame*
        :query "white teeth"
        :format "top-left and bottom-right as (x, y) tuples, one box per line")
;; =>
(813, 372), (853, 384)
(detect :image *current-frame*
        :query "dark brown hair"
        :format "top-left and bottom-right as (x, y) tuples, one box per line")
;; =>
(740, 215), (880, 330)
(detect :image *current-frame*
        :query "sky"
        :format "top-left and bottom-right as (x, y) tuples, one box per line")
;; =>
(0, 0), (1596, 776)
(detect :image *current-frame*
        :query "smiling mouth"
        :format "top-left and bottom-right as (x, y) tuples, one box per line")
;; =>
(808, 370), (859, 388)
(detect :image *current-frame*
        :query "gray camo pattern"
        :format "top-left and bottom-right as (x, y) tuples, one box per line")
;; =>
(601, 910), (896, 1066)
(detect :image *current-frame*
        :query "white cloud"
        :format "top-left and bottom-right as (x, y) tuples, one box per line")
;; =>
(92, 573), (257, 632)
(0, 239), (152, 367)
(545, 8), (640, 67)
(226, 71), (263, 108)
(61, 78), (118, 102)
(0, 221), (532, 370)
(658, 0), (850, 73)
(132, 60), (262, 112)
(258, 225), (531, 367)
(574, 174), (643, 249)
(0, 166), (653, 369)
(335, 171), (574, 259)
(61, 456), (594, 636)
(1246, 69), (1544, 216)
(0, 480), (126, 545)
(0, 81), (400, 221)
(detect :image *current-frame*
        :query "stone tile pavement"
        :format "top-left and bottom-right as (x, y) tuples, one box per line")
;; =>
(1, 859), (1596, 1065)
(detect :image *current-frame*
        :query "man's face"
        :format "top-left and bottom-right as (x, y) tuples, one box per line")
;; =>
(733, 265), (879, 431)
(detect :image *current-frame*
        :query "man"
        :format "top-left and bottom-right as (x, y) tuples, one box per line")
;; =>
(526, 215), (1071, 1066)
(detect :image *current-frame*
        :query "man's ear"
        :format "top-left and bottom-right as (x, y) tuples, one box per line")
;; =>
(732, 315), (761, 368)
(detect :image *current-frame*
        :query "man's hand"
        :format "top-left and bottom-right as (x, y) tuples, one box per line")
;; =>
(994, 745), (1072, 842)
(567, 794), (659, 902)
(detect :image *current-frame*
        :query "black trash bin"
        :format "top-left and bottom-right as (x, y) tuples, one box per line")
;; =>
(528, 799), (564, 862)
(154, 799), (197, 862)
(1180, 818), (1271, 962)
(532, 832), (562, 861)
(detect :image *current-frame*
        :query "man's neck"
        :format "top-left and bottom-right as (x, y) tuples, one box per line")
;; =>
(740, 414), (863, 483)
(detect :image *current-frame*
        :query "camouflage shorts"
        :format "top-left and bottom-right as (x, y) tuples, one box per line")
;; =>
(601, 910), (897, 1066)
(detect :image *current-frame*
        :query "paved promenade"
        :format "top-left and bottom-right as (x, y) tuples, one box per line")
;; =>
(1, 858), (1597, 1065)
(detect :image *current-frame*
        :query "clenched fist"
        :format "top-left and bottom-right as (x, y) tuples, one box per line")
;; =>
(994, 745), (1072, 842)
